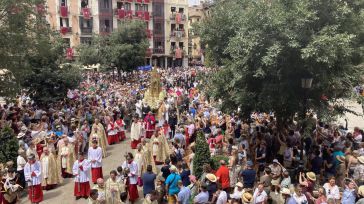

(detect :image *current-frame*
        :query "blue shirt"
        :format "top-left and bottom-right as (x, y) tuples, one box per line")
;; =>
(341, 188), (356, 204)
(177, 186), (191, 204)
(241, 169), (256, 188)
(194, 191), (209, 204)
(333, 151), (344, 166)
(286, 197), (297, 204)
(165, 173), (181, 195)
(142, 172), (156, 195)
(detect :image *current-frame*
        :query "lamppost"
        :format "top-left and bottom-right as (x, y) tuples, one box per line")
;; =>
(300, 77), (313, 161)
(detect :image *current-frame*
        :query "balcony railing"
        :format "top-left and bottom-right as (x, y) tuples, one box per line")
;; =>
(170, 13), (186, 22)
(81, 27), (92, 34)
(60, 26), (72, 35)
(58, 6), (69, 17)
(170, 30), (185, 38)
(99, 7), (112, 13)
(153, 48), (164, 54)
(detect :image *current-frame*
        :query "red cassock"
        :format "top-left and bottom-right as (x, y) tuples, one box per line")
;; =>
(74, 182), (90, 197)
(128, 183), (139, 201)
(116, 119), (126, 141)
(107, 123), (119, 145)
(130, 139), (141, 149)
(28, 184), (43, 203)
(144, 114), (156, 138)
(91, 167), (103, 183)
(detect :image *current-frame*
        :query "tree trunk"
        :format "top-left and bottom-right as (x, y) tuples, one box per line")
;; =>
(117, 68), (121, 81)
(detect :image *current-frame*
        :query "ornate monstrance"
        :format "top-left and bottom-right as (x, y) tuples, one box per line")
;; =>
(143, 69), (166, 109)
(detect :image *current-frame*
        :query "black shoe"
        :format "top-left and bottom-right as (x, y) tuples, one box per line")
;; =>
(76, 196), (81, 200)
(83, 196), (88, 199)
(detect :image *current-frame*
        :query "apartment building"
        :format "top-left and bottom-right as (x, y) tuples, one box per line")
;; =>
(188, 4), (204, 64)
(45, 0), (188, 67)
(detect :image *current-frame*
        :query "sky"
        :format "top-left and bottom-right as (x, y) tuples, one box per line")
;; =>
(189, 0), (201, 6)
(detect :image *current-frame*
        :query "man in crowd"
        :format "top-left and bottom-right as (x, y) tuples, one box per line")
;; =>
(40, 147), (60, 190)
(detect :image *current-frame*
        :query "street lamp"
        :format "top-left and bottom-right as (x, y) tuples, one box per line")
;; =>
(300, 77), (312, 162)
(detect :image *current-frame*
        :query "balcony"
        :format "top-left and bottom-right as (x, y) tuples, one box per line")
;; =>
(114, 8), (125, 19)
(60, 26), (72, 35)
(170, 30), (185, 38)
(80, 8), (91, 19)
(170, 13), (186, 22)
(153, 48), (164, 54)
(135, 11), (150, 21)
(136, 0), (143, 3)
(59, 6), (69, 17)
(81, 27), (92, 34)
(99, 7), (112, 14)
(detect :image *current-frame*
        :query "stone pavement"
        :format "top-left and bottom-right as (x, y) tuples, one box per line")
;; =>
(20, 137), (144, 204)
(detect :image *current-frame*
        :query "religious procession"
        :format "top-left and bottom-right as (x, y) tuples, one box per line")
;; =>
(0, 65), (363, 204)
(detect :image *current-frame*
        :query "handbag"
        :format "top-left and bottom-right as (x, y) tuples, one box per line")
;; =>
(137, 176), (143, 187)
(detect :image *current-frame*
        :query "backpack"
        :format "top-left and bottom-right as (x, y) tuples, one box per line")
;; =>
(176, 149), (183, 161)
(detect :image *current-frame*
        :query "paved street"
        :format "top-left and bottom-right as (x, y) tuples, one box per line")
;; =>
(20, 136), (144, 204)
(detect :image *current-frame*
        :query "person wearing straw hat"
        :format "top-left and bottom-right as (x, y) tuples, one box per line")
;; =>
(206, 173), (218, 201)
(230, 182), (244, 200)
(353, 156), (364, 185)
(299, 172), (316, 202)
(357, 185), (364, 203)
(281, 188), (296, 204)
(165, 165), (181, 204)
(242, 192), (253, 204)
(24, 153), (43, 204)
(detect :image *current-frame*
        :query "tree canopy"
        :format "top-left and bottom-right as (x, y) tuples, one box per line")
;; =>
(199, 0), (364, 122)
(78, 20), (149, 75)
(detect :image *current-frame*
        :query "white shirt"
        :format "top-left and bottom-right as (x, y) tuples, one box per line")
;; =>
(73, 159), (91, 183)
(24, 161), (42, 186)
(88, 147), (102, 168)
(121, 161), (138, 184)
(17, 155), (27, 171)
(323, 183), (340, 200)
(293, 192), (308, 204)
(216, 190), (228, 204)
(253, 188), (268, 204)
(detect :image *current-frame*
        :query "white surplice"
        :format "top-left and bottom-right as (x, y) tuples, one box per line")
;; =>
(24, 161), (42, 186)
(87, 147), (102, 168)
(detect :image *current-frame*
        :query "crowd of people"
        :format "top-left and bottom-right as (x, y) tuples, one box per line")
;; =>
(0, 66), (364, 204)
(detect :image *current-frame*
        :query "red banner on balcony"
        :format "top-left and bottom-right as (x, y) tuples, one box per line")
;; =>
(118, 9), (125, 19)
(66, 48), (74, 60)
(175, 47), (182, 59)
(127, 0), (133, 2)
(82, 8), (91, 19)
(144, 0), (150, 3)
(136, 10), (143, 19)
(36, 4), (45, 14)
(144, 11), (150, 21)
(60, 27), (68, 35)
(126, 10), (133, 19)
(176, 13), (182, 24)
(136, 0), (143, 3)
(60, 6), (68, 17)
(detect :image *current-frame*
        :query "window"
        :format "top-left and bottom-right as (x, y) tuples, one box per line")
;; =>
(143, 4), (148, 11)
(60, 0), (67, 6)
(178, 8), (184, 13)
(80, 37), (92, 44)
(101, 19), (111, 32)
(63, 38), (70, 47)
(171, 42), (176, 50)
(171, 24), (176, 31)
(153, 4), (162, 16)
(197, 17), (200, 22)
(154, 22), (162, 34)
(81, 0), (88, 8)
(135, 4), (142, 11)
(117, 2), (123, 9)
(179, 42), (184, 49)
(102, 0), (110, 8)
(125, 3), (131, 10)
(178, 24), (184, 30)
(60, 17), (69, 27)
(171, 7), (176, 12)
(82, 19), (91, 28)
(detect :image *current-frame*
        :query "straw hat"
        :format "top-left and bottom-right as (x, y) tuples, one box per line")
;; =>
(358, 156), (364, 164)
(242, 192), (253, 203)
(358, 185), (364, 197)
(17, 132), (25, 139)
(281, 188), (291, 195)
(336, 155), (346, 163)
(306, 172), (316, 181)
(206, 173), (217, 182)
(236, 182), (243, 188)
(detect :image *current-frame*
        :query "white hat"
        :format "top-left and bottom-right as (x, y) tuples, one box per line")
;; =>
(281, 188), (291, 195)
(17, 132), (25, 139)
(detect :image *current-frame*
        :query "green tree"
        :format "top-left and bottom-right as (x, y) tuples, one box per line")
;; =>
(200, 0), (364, 123)
(78, 20), (149, 77)
(193, 131), (211, 178)
(0, 126), (19, 164)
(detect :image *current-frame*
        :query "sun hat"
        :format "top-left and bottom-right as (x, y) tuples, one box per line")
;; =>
(281, 188), (291, 195)
(206, 173), (217, 182)
(272, 159), (279, 163)
(358, 156), (364, 164)
(242, 192), (253, 203)
(17, 132), (25, 139)
(306, 172), (316, 181)
(236, 182), (243, 188)
(358, 185), (364, 197)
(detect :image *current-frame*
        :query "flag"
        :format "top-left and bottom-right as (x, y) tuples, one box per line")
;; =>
(82, 8), (91, 19)
(118, 9), (125, 19)
(60, 6), (68, 17)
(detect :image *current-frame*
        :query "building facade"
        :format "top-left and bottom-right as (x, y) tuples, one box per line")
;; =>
(188, 4), (204, 65)
(45, 0), (188, 67)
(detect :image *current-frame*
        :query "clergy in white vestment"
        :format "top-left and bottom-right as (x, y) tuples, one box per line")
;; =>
(130, 117), (142, 149)
(73, 153), (91, 199)
(122, 152), (139, 203)
(88, 140), (103, 184)
(24, 153), (43, 203)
